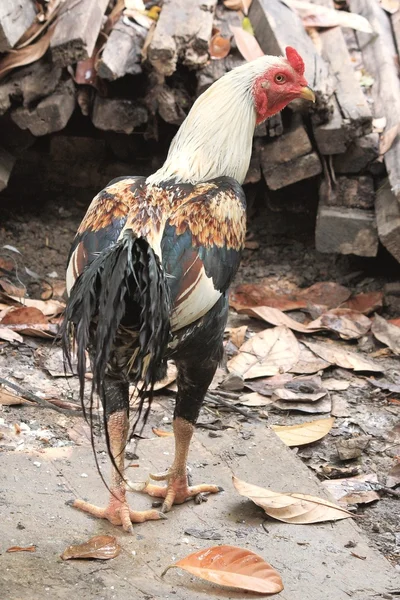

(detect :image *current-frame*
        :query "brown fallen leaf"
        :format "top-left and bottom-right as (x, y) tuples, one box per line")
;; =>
(227, 325), (248, 349)
(0, 388), (31, 406)
(289, 342), (331, 374)
(230, 26), (264, 62)
(6, 545), (36, 553)
(379, 122), (400, 156)
(322, 474), (380, 506)
(308, 308), (371, 340)
(209, 29), (231, 60)
(386, 462), (400, 488)
(162, 545), (283, 594)
(0, 279), (26, 297)
(0, 24), (56, 81)
(237, 392), (274, 407)
(9, 296), (65, 317)
(233, 476), (352, 524)
(240, 306), (320, 334)
(2, 306), (47, 326)
(60, 535), (120, 561)
(152, 427), (174, 437)
(303, 340), (383, 372)
(341, 291), (383, 315)
(389, 318), (400, 328)
(371, 314), (400, 355)
(230, 281), (350, 312)
(271, 417), (335, 446)
(228, 326), (300, 379)
(0, 327), (23, 343)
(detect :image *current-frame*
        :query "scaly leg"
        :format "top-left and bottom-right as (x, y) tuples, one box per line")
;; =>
(134, 360), (222, 512)
(72, 380), (164, 533)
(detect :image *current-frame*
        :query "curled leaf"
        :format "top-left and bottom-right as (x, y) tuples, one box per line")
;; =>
(230, 26), (264, 62)
(209, 30), (231, 60)
(7, 545), (36, 553)
(228, 326), (300, 379)
(308, 308), (371, 340)
(272, 417), (335, 447)
(233, 476), (352, 524)
(0, 24), (56, 81)
(152, 427), (174, 437)
(61, 535), (120, 560)
(162, 545), (283, 594)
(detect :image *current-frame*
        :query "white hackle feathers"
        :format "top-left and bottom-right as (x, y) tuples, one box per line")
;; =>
(147, 55), (287, 186)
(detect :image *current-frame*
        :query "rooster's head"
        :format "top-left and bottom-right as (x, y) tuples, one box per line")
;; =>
(252, 47), (315, 124)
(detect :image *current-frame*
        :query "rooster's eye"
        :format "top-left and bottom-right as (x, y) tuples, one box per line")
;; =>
(274, 73), (286, 84)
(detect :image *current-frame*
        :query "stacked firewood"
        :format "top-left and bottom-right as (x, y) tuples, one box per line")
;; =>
(0, 0), (400, 263)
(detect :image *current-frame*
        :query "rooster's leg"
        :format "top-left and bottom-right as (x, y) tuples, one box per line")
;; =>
(134, 361), (222, 512)
(72, 380), (164, 532)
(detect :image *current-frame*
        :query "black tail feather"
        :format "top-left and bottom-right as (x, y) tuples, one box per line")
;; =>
(62, 231), (170, 439)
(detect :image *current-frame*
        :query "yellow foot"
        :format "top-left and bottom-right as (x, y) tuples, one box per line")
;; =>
(70, 490), (166, 533)
(130, 471), (222, 513)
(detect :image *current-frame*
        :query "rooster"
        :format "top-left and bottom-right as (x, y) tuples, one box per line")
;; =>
(62, 47), (314, 532)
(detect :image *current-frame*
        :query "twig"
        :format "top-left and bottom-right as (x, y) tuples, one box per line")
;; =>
(205, 392), (252, 419)
(0, 377), (82, 417)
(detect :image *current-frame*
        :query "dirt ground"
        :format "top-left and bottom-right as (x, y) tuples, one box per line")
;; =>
(0, 187), (400, 595)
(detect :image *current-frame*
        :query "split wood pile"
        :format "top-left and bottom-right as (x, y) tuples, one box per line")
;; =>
(0, 0), (400, 263)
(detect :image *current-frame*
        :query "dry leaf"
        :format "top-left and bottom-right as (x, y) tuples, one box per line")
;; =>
(153, 362), (177, 391)
(0, 279), (26, 297)
(371, 314), (400, 355)
(238, 392), (273, 407)
(9, 296), (65, 317)
(289, 342), (331, 374)
(6, 545), (36, 553)
(209, 29), (231, 60)
(230, 26), (264, 62)
(379, 123), (400, 156)
(228, 326), (300, 379)
(341, 291), (383, 315)
(389, 318), (400, 328)
(224, 0), (253, 14)
(2, 306), (47, 326)
(241, 305), (320, 333)
(283, 0), (373, 33)
(231, 281), (350, 312)
(272, 417), (335, 446)
(0, 388), (30, 406)
(0, 327), (23, 343)
(162, 545), (283, 594)
(60, 535), (120, 560)
(227, 325), (248, 348)
(303, 340), (383, 372)
(322, 378), (350, 391)
(322, 474), (380, 506)
(152, 427), (174, 437)
(0, 24), (56, 81)
(380, 0), (399, 14)
(386, 462), (400, 488)
(233, 476), (352, 523)
(308, 308), (371, 340)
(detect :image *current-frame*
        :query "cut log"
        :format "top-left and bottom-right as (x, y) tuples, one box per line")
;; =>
(51, 0), (109, 67)
(260, 115), (322, 190)
(320, 176), (375, 210)
(148, 0), (218, 76)
(313, 97), (349, 155)
(92, 96), (148, 134)
(0, 59), (62, 116)
(349, 0), (400, 203)
(311, 0), (372, 142)
(249, 0), (333, 116)
(0, 146), (16, 192)
(333, 133), (379, 174)
(11, 79), (76, 136)
(97, 17), (147, 80)
(0, 0), (36, 52)
(315, 202), (378, 257)
(375, 180), (400, 263)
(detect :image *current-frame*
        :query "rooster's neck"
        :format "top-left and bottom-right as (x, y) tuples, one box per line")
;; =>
(146, 72), (258, 186)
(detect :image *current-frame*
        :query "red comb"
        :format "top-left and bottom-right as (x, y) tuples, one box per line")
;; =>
(285, 46), (305, 76)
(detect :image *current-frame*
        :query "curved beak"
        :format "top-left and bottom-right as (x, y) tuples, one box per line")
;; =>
(299, 86), (316, 103)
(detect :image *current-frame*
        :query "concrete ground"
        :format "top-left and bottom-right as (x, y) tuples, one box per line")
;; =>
(1, 424), (399, 600)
